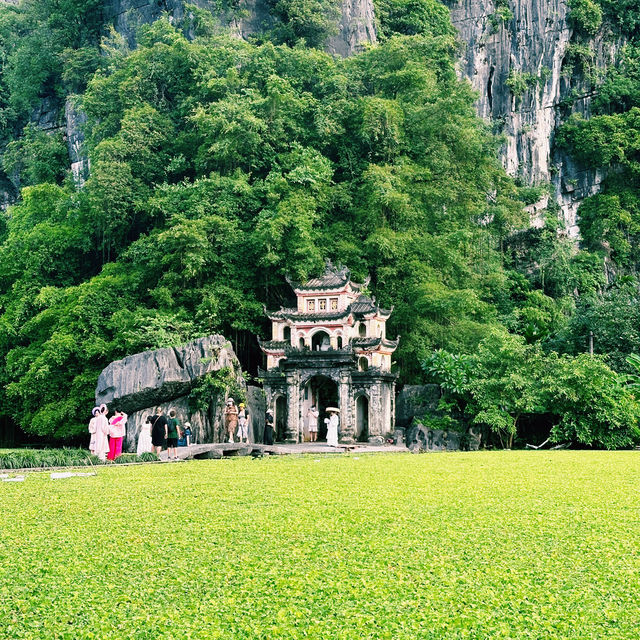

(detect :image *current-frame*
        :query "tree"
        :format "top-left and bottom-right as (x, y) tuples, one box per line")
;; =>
(549, 354), (640, 449)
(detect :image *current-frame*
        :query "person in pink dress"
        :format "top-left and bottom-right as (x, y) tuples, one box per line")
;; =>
(107, 409), (127, 460)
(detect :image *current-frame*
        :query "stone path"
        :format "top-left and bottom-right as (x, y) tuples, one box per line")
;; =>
(160, 441), (408, 461)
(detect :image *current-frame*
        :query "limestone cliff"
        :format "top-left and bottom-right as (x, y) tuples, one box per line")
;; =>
(103, 0), (376, 55)
(446, 0), (622, 235)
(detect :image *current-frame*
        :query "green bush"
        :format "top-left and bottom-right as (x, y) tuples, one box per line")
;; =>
(114, 453), (141, 464)
(0, 448), (100, 469)
(568, 0), (603, 35)
(138, 451), (160, 462)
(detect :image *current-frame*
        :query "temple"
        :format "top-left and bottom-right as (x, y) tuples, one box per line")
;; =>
(259, 262), (399, 443)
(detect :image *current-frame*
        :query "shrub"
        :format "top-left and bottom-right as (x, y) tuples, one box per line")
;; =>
(568, 0), (603, 35)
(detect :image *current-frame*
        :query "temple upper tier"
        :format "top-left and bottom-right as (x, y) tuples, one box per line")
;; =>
(259, 262), (399, 372)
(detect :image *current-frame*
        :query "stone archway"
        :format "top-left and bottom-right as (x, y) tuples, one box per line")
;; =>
(301, 375), (338, 441)
(311, 330), (331, 351)
(355, 395), (369, 442)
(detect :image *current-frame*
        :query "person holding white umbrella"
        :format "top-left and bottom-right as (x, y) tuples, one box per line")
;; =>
(324, 407), (340, 447)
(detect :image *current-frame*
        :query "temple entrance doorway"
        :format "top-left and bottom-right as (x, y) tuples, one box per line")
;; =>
(355, 395), (369, 442)
(275, 395), (288, 442)
(302, 375), (338, 442)
(312, 331), (331, 351)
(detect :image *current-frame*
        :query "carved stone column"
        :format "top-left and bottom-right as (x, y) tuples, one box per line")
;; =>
(339, 371), (355, 443)
(369, 382), (382, 437)
(285, 371), (300, 443)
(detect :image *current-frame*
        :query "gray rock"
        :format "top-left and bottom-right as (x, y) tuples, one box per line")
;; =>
(326, 0), (377, 57)
(96, 334), (238, 413)
(395, 385), (440, 428)
(65, 99), (89, 187)
(103, 0), (215, 45)
(193, 448), (223, 459)
(246, 385), (266, 444)
(97, 335), (245, 451)
(447, 0), (626, 233)
(406, 424), (463, 453)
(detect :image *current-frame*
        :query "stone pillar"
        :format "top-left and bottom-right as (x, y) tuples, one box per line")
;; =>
(390, 380), (396, 431)
(339, 371), (355, 443)
(285, 372), (300, 443)
(369, 382), (382, 437)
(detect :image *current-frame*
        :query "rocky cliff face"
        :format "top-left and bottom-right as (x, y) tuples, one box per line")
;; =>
(103, 0), (376, 55)
(447, 0), (622, 235)
(327, 0), (377, 57)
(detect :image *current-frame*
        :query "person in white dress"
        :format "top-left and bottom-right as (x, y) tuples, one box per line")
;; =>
(307, 404), (319, 442)
(88, 407), (100, 455)
(324, 408), (339, 447)
(94, 404), (110, 461)
(236, 403), (250, 443)
(137, 415), (153, 455)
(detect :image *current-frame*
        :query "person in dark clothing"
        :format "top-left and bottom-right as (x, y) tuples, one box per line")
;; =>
(151, 409), (168, 456)
(263, 410), (275, 445)
(166, 408), (180, 461)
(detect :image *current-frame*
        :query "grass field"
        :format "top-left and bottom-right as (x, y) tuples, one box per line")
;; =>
(1, 451), (639, 639)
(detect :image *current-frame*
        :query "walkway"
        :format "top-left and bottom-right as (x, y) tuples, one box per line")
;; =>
(161, 441), (408, 460)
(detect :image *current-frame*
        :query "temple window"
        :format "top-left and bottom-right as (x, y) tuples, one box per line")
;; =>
(330, 298), (338, 310)
(307, 299), (315, 312)
(319, 299), (327, 311)
(358, 357), (369, 371)
(283, 326), (291, 342)
(337, 336), (343, 349)
(359, 323), (366, 337)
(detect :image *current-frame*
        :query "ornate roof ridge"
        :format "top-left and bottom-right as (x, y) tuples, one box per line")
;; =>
(286, 260), (369, 292)
(258, 338), (289, 351)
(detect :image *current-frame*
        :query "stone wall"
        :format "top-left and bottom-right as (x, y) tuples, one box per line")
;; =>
(326, 0), (377, 57)
(395, 384), (441, 428)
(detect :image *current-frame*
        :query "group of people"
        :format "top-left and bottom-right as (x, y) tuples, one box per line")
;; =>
(90, 398), (341, 458)
(88, 404), (128, 461)
(306, 404), (339, 446)
(88, 405), (192, 461)
(223, 398), (250, 443)
(140, 408), (191, 460)
(262, 403), (340, 446)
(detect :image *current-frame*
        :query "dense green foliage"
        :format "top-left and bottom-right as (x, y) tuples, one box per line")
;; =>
(2, 453), (640, 637)
(1, 0), (639, 449)
(426, 329), (640, 449)
(0, 6), (530, 441)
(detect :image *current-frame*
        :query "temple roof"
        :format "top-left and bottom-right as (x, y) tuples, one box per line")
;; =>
(286, 260), (370, 292)
(265, 296), (392, 323)
(266, 307), (352, 323)
(350, 296), (392, 318)
(352, 336), (400, 352)
(257, 339), (288, 352)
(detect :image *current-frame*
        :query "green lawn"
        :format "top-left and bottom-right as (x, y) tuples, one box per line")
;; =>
(1, 451), (639, 639)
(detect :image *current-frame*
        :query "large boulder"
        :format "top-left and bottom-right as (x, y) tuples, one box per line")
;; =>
(96, 335), (237, 413)
(96, 335), (246, 451)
